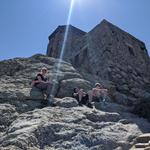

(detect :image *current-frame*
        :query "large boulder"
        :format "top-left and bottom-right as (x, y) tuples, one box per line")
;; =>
(54, 97), (78, 108)
(57, 78), (92, 98)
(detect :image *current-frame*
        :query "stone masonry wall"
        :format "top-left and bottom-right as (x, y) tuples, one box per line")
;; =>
(47, 25), (86, 61)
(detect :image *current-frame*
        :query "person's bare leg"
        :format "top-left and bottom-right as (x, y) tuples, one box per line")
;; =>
(87, 90), (94, 109)
(100, 90), (108, 102)
(78, 93), (83, 102)
(78, 90), (85, 103)
(45, 83), (52, 98)
(88, 90), (93, 102)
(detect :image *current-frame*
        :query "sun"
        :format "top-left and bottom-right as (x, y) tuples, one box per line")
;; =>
(68, 0), (92, 10)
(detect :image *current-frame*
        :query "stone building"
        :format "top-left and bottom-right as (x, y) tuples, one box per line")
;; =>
(47, 19), (150, 104)
(47, 25), (86, 60)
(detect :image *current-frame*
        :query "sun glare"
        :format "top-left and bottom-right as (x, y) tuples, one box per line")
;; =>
(50, 0), (75, 97)
(59, 0), (74, 60)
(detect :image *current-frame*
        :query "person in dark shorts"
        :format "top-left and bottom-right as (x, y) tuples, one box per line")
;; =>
(72, 88), (93, 108)
(31, 67), (52, 101)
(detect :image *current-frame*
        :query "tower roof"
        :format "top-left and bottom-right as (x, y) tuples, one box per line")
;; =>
(94, 19), (144, 44)
(48, 24), (86, 40)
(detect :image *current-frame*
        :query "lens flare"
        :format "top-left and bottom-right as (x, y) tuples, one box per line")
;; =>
(59, 0), (74, 60)
(50, 0), (75, 99)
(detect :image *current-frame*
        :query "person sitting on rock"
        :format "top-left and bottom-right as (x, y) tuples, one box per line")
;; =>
(72, 88), (93, 108)
(31, 67), (52, 101)
(88, 83), (108, 103)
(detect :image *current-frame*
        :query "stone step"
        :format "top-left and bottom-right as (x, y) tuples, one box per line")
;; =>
(132, 148), (148, 150)
(132, 148), (150, 150)
(135, 143), (150, 148)
(136, 134), (150, 143)
(130, 146), (148, 150)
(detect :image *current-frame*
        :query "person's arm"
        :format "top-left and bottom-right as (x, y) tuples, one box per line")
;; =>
(92, 88), (97, 96)
(100, 89), (108, 95)
(82, 92), (86, 96)
(31, 81), (35, 87)
(87, 90), (93, 102)
(78, 89), (84, 94)
(43, 76), (53, 84)
(45, 79), (52, 84)
(73, 93), (78, 97)
(35, 75), (45, 83)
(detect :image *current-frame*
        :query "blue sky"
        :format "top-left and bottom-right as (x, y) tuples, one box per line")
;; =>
(0, 0), (150, 60)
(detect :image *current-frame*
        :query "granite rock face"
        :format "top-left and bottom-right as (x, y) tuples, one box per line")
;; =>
(0, 104), (18, 132)
(0, 54), (150, 150)
(1, 100), (150, 150)
(47, 19), (150, 105)
(0, 54), (93, 114)
(0, 54), (90, 100)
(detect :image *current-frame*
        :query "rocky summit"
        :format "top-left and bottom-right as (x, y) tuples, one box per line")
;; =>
(0, 54), (150, 150)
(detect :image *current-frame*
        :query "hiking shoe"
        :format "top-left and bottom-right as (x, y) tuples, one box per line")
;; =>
(87, 103), (93, 108)
(49, 103), (57, 107)
(78, 101), (83, 106)
(41, 99), (49, 105)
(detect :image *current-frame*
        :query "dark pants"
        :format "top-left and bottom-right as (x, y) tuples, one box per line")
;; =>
(73, 94), (89, 105)
(35, 82), (52, 98)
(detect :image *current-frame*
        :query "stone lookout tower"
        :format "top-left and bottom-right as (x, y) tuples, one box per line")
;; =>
(47, 19), (150, 104)
(47, 19), (149, 77)
(47, 25), (86, 61)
